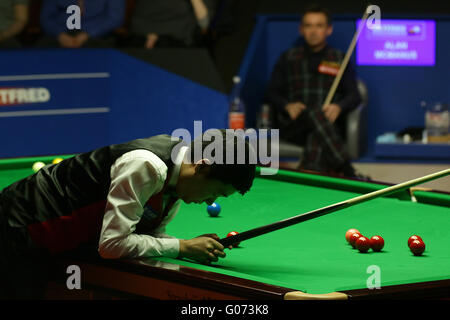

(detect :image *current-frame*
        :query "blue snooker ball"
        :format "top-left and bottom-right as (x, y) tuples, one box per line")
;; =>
(207, 203), (221, 217)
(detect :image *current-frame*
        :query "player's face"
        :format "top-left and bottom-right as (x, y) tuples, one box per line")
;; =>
(300, 13), (332, 49)
(176, 162), (237, 204)
(178, 178), (236, 205)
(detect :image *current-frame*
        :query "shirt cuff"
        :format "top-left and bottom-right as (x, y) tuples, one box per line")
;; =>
(157, 238), (180, 258)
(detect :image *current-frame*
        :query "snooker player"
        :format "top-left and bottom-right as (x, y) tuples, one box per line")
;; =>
(0, 130), (256, 299)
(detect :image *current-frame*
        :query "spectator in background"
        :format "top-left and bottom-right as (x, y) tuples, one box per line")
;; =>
(129, 0), (217, 49)
(38, 0), (125, 48)
(0, 0), (28, 48)
(265, 4), (362, 178)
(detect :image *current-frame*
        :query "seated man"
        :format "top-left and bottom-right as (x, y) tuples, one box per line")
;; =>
(0, 0), (28, 48)
(265, 4), (361, 177)
(0, 130), (255, 299)
(128, 0), (217, 49)
(38, 0), (125, 48)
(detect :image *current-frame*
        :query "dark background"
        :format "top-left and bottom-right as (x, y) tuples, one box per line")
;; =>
(211, 0), (450, 92)
(19, 0), (450, 93)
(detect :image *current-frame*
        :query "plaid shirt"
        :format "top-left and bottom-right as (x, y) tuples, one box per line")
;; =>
(266, 44), (361, 117)
(265, 44), (360, 174)
(286, 45), (343, 107)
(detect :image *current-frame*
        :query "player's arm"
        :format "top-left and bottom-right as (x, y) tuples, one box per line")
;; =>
(98, 150), (226, 264)
(98, 150), (180, 259)
(149, 194), (228, 263)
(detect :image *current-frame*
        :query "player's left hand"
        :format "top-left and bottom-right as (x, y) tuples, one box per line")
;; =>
(178, 237), (226, 264)
(197, 233), (233, 250)
(322, 103), (342, 123)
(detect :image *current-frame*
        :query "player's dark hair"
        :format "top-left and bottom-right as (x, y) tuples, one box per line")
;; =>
(186, 129), (256, 195)
(302, 3), (332, 25)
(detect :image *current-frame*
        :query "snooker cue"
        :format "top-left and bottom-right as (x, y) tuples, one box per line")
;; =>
(219, 168), (450, 247)
(321, 5), (370, 109)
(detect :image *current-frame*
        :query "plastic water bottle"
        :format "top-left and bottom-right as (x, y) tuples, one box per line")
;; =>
(259, 104), (272, 129)
(228, 76), (245, 130)
(422, 101), (450, 143)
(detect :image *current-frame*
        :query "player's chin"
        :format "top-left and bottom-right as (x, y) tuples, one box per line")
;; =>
(183, 198), (200, 204)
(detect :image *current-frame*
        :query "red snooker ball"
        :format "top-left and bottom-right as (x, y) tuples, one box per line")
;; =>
(349, 232), (362, 248)
(227, 231), (240, 247)
(355, 236), (371, 253)
(345, 228), (360, 243)
(410, 240), (425, 256)
(370, 235), (385, 252)
(408, 235), (423, 248)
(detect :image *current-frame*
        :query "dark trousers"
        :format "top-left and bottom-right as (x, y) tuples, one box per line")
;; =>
(280, 106), (351, 173)
(0, 202), (51, 299)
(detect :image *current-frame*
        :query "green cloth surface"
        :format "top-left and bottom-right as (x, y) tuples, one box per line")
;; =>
(1, 157), (449, 294)
(159, 173), (450, 294)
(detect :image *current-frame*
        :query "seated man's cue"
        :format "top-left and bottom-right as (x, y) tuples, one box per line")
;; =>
(219, 169), (450, 247)
(321, 5), (370, 109)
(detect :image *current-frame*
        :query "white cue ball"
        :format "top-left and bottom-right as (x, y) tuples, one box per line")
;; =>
(32, 161), (46, 173)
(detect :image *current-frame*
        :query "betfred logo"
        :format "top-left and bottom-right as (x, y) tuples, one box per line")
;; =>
(0, 87), (50, 106)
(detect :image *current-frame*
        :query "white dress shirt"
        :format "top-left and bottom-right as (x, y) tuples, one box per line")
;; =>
(98, 146), (188, 259)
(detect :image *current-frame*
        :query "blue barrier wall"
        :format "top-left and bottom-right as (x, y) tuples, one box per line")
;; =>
(108, 50), (228, 144)
(0, 49), (228, 158)
(237, 14), (450, 159)
(0, 49), (111, 157)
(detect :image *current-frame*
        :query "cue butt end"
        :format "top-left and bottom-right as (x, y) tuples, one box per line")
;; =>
(284, 291), (348, 300)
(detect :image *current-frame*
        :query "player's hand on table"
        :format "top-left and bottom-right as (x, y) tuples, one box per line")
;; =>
(322, 103), (342, 123)
(196, 233), (233, 250)
(285, 102), (306, 120)
(178, 236), (226, 264)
